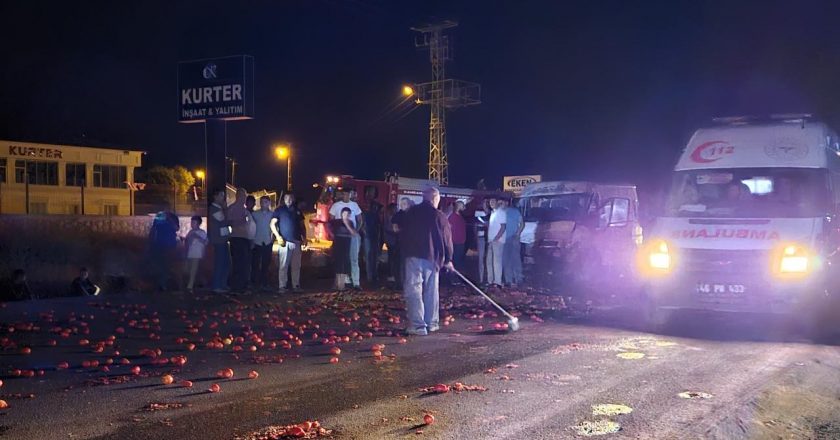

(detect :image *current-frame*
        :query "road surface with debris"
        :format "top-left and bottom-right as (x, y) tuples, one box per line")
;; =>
(0, 287), (838, 439)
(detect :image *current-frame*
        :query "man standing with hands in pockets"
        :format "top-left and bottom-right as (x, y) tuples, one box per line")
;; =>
(400, 187), (454, 336)
(272, 193), (306, 293)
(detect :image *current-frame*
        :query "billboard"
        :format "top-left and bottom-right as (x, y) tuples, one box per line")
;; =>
(504, 175), (542, 194)
(178, 55), (254, 123)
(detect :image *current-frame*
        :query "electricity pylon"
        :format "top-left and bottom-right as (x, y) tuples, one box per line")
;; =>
(410, 20), (480, 185)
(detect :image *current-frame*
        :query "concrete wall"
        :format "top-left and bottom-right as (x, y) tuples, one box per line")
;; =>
(0, 214), (202, 296)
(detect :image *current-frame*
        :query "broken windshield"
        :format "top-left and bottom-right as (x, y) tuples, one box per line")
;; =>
(522, 193), (592, 222)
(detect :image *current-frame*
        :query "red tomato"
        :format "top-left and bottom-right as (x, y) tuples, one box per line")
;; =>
(423, 414), (435, 425)
(248, 370), (259, 379)
(208, 383), (221, 393)
(329, 357), (339, 364)
(330, 347), (341, 355)
(181, 380), (193, 388)
(161, 374), (174, 385)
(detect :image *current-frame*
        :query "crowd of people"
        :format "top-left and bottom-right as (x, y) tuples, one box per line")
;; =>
(203, 188), (307, 295)
(322, 189), (526, 295)
(1, 186), (528, 338)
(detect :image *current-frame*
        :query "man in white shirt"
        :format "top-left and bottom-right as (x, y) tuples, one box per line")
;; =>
(329, 190), (363, 290)
(486, 198), (507, 287)
(250, 196), (275, 291)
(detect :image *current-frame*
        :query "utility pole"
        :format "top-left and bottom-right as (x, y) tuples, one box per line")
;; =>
(410, 20), (481, 185)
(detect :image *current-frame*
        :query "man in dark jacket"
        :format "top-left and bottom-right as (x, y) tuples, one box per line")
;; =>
(400, 187), (454, 336)
(71, 267), (101, 296)
(149, 211), (178, 291)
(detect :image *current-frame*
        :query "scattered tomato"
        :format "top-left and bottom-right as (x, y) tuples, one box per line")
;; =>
(423, 414), (435, 425)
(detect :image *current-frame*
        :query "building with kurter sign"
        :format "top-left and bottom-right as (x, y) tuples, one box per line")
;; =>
(0, 140), (143, 215)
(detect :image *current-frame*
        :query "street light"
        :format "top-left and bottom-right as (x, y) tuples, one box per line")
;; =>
(274, 144), (292, 191)
(194, 169), (205, 199)
(402, 85), (415, 97)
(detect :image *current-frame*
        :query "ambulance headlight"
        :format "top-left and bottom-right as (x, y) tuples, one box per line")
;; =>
(775, 244), (813, 276)
(639, 239), (673, 276)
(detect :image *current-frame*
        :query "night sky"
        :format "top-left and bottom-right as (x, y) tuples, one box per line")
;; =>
(4, 0), (840, 197)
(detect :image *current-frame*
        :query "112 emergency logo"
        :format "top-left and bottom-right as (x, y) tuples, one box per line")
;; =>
(690, 141), (735, 163)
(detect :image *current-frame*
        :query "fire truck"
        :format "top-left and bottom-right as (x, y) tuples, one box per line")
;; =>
(311, 174), (503, 242)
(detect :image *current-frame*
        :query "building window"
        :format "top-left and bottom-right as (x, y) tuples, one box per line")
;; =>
(30, 202), (48, 214)
(0, 158), (6, 183)
(103, 204), (118, 216)
(15, 161), (58, 185)
(65, 163), (86, 187)
(93, 165), (127, 189)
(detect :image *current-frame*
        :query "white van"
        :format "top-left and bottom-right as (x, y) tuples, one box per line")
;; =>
(519, 181), (643, 287)
(640, 115), (840, 329)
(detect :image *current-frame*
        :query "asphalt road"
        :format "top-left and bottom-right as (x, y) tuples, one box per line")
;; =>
(0, 286), (838, 440)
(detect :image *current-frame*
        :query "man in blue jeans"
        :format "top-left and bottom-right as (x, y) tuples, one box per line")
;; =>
(400, 187), (454, 336)
(207, 188), (231, 293)
(501, 199), (524, 286)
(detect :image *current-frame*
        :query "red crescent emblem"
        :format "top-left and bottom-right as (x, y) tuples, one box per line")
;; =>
(690, 141), (730, 163)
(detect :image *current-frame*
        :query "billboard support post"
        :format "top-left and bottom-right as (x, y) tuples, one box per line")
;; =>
(205, 119), (227, 207)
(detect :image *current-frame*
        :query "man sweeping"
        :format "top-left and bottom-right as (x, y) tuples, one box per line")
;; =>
(400, 187), (454, 336)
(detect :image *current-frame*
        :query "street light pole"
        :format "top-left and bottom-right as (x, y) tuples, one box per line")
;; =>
(286, 153), (292, 192)
(274, 144), (292, 192)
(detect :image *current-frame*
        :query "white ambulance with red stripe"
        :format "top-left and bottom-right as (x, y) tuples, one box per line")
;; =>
(640, 115), (840, 330)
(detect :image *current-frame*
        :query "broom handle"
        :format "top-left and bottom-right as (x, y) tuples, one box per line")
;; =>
(452, 269), (517, 321)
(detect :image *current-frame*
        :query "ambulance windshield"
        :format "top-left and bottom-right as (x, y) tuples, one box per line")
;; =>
(523, 193), (592, 222)
(666, 168), (829, 218)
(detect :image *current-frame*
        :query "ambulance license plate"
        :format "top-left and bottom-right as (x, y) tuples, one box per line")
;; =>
(696, 283), (746, 295)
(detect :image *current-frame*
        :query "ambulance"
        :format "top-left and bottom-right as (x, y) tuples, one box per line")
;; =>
(640, 115), (840, 329)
